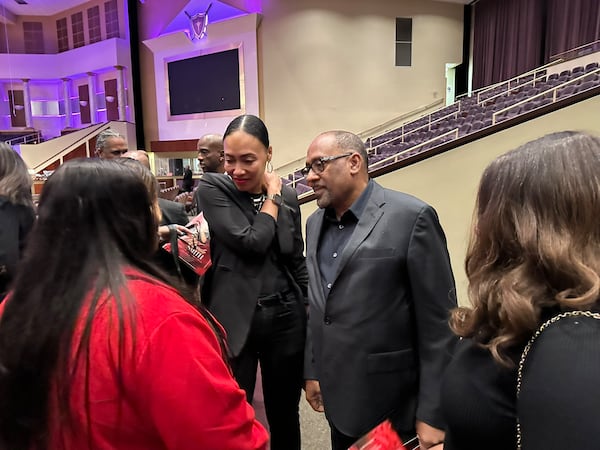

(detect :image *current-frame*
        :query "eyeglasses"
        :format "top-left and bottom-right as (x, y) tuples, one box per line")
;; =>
(300, 152), (353, 177)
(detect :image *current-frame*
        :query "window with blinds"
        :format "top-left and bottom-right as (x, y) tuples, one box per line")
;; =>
(72, 12), (85, 48)
(23, 21), (44, 54)
(56, 18), (69, 52)
(88, 6), (101, 44)
(104, 0), (120, 39)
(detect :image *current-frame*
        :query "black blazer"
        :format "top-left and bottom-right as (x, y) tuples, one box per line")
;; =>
(196, 173), (308, 357)
(0, 197), (35, 300)
(305, 181), (458, 437)
(158, 198), (189, 226)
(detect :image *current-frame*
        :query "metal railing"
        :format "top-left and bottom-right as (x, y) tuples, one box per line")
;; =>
(491, 68), (600, 125)
(550, 40), (600, 62)
(3, 131), (41, 146)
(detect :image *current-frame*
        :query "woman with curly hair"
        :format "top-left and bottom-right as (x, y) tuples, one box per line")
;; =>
(441, 131), (600, 450)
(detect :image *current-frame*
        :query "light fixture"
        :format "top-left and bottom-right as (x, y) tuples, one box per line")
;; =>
(105, 95), (115, 103)
(79, 100), (88, 107)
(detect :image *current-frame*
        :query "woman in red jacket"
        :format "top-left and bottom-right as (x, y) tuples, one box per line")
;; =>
(0, 158), (268, 450)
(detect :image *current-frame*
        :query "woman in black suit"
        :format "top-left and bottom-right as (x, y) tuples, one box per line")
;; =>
(441, 131), (600, 449)
(196, 115), (307, 450)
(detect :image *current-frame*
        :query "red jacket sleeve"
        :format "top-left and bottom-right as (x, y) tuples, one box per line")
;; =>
(135, 311), (269, 450)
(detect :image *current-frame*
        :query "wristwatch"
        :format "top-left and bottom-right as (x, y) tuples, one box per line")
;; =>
(266, 193), (283, 207)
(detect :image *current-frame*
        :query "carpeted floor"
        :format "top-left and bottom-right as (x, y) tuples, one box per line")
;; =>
(253, 365), (331, 450)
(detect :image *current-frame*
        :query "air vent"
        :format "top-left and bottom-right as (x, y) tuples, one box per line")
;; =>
(15, 0), (28, 5)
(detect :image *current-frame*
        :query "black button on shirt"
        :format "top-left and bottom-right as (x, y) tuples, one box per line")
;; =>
(317, 180), (374, 298)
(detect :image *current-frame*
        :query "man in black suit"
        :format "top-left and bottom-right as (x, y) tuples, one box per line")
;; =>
(303, 131), (457, 450)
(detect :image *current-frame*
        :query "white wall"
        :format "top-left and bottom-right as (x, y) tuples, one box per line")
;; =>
(258, 0), (464, 167)
(143, 13), (260, 141)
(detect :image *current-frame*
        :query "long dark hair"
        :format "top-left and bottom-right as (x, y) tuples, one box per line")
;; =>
(451, 131), (600, 365)
(0, 159), (226, 449)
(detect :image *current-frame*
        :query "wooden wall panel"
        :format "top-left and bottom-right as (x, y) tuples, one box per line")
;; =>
(78, 84), (91, 124)
(8, 90), (25, 127)
(104, 78), (119, 121)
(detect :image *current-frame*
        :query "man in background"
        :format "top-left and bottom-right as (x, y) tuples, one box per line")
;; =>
(95, 129), (128, 159)
(194, 134), (225, 213)
(183, 165), (194, 192)
(197, 134), (225, 175)
(303, 131), (457, 450)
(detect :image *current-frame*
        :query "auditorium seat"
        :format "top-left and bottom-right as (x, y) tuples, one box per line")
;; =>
(584, 72), (599, 82)
(471, 120), (484, 131)
(576, 81), (595, 93)
(557, 85), (576, 98)
(572, 66), (584, 74)
(547, 73), (559, 82)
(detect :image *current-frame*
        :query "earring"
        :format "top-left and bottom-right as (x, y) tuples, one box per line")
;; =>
(266, 160), (273, 173)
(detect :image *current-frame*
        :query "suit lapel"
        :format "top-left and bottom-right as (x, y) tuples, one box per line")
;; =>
(333, 183), (385, 282)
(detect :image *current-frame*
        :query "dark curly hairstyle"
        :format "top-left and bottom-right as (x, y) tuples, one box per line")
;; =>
(451, 131), (600, 365)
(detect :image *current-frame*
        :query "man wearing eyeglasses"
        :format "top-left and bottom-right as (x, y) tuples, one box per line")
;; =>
(303, 131), (457, 450)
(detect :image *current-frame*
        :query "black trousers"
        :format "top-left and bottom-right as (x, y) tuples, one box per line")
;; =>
(232, 291), (306, 450)
(330, 422), (358, 450)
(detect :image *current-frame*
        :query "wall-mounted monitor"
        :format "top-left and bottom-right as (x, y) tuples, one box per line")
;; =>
(165, 44), (244, 120)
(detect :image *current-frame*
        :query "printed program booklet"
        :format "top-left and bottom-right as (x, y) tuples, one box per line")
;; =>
(162, 212), (212, 276)
(349, 419), (419, 450)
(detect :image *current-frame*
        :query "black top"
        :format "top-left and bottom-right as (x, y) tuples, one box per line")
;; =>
(243, 191), (289, 296)
(317, 180), (373, 299)
(518, 313), (600, 449)
(441, 338), (519, 450)
(0, 197), (35, 300)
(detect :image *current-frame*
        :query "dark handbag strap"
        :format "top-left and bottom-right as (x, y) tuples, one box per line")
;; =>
(167, 224), (184, 279)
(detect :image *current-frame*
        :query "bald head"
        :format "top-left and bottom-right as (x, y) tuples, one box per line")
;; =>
(197, 134), (224, 174)
(124, 150), (151, 170)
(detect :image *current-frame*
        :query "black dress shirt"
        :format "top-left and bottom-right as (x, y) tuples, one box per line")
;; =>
(317, 180), (374, 298)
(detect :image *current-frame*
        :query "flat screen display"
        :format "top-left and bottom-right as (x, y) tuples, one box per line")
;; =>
(167, 48), (241, 116)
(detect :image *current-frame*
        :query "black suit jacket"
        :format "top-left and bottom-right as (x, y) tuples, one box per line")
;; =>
(158, 198), (189, 226)
(305, 181), (458, 437)
(196, 173), (308, 357)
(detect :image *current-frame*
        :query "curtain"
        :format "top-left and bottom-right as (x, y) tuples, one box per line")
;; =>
(545, 0), (600, 61)
(473, 0), (545, 89)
